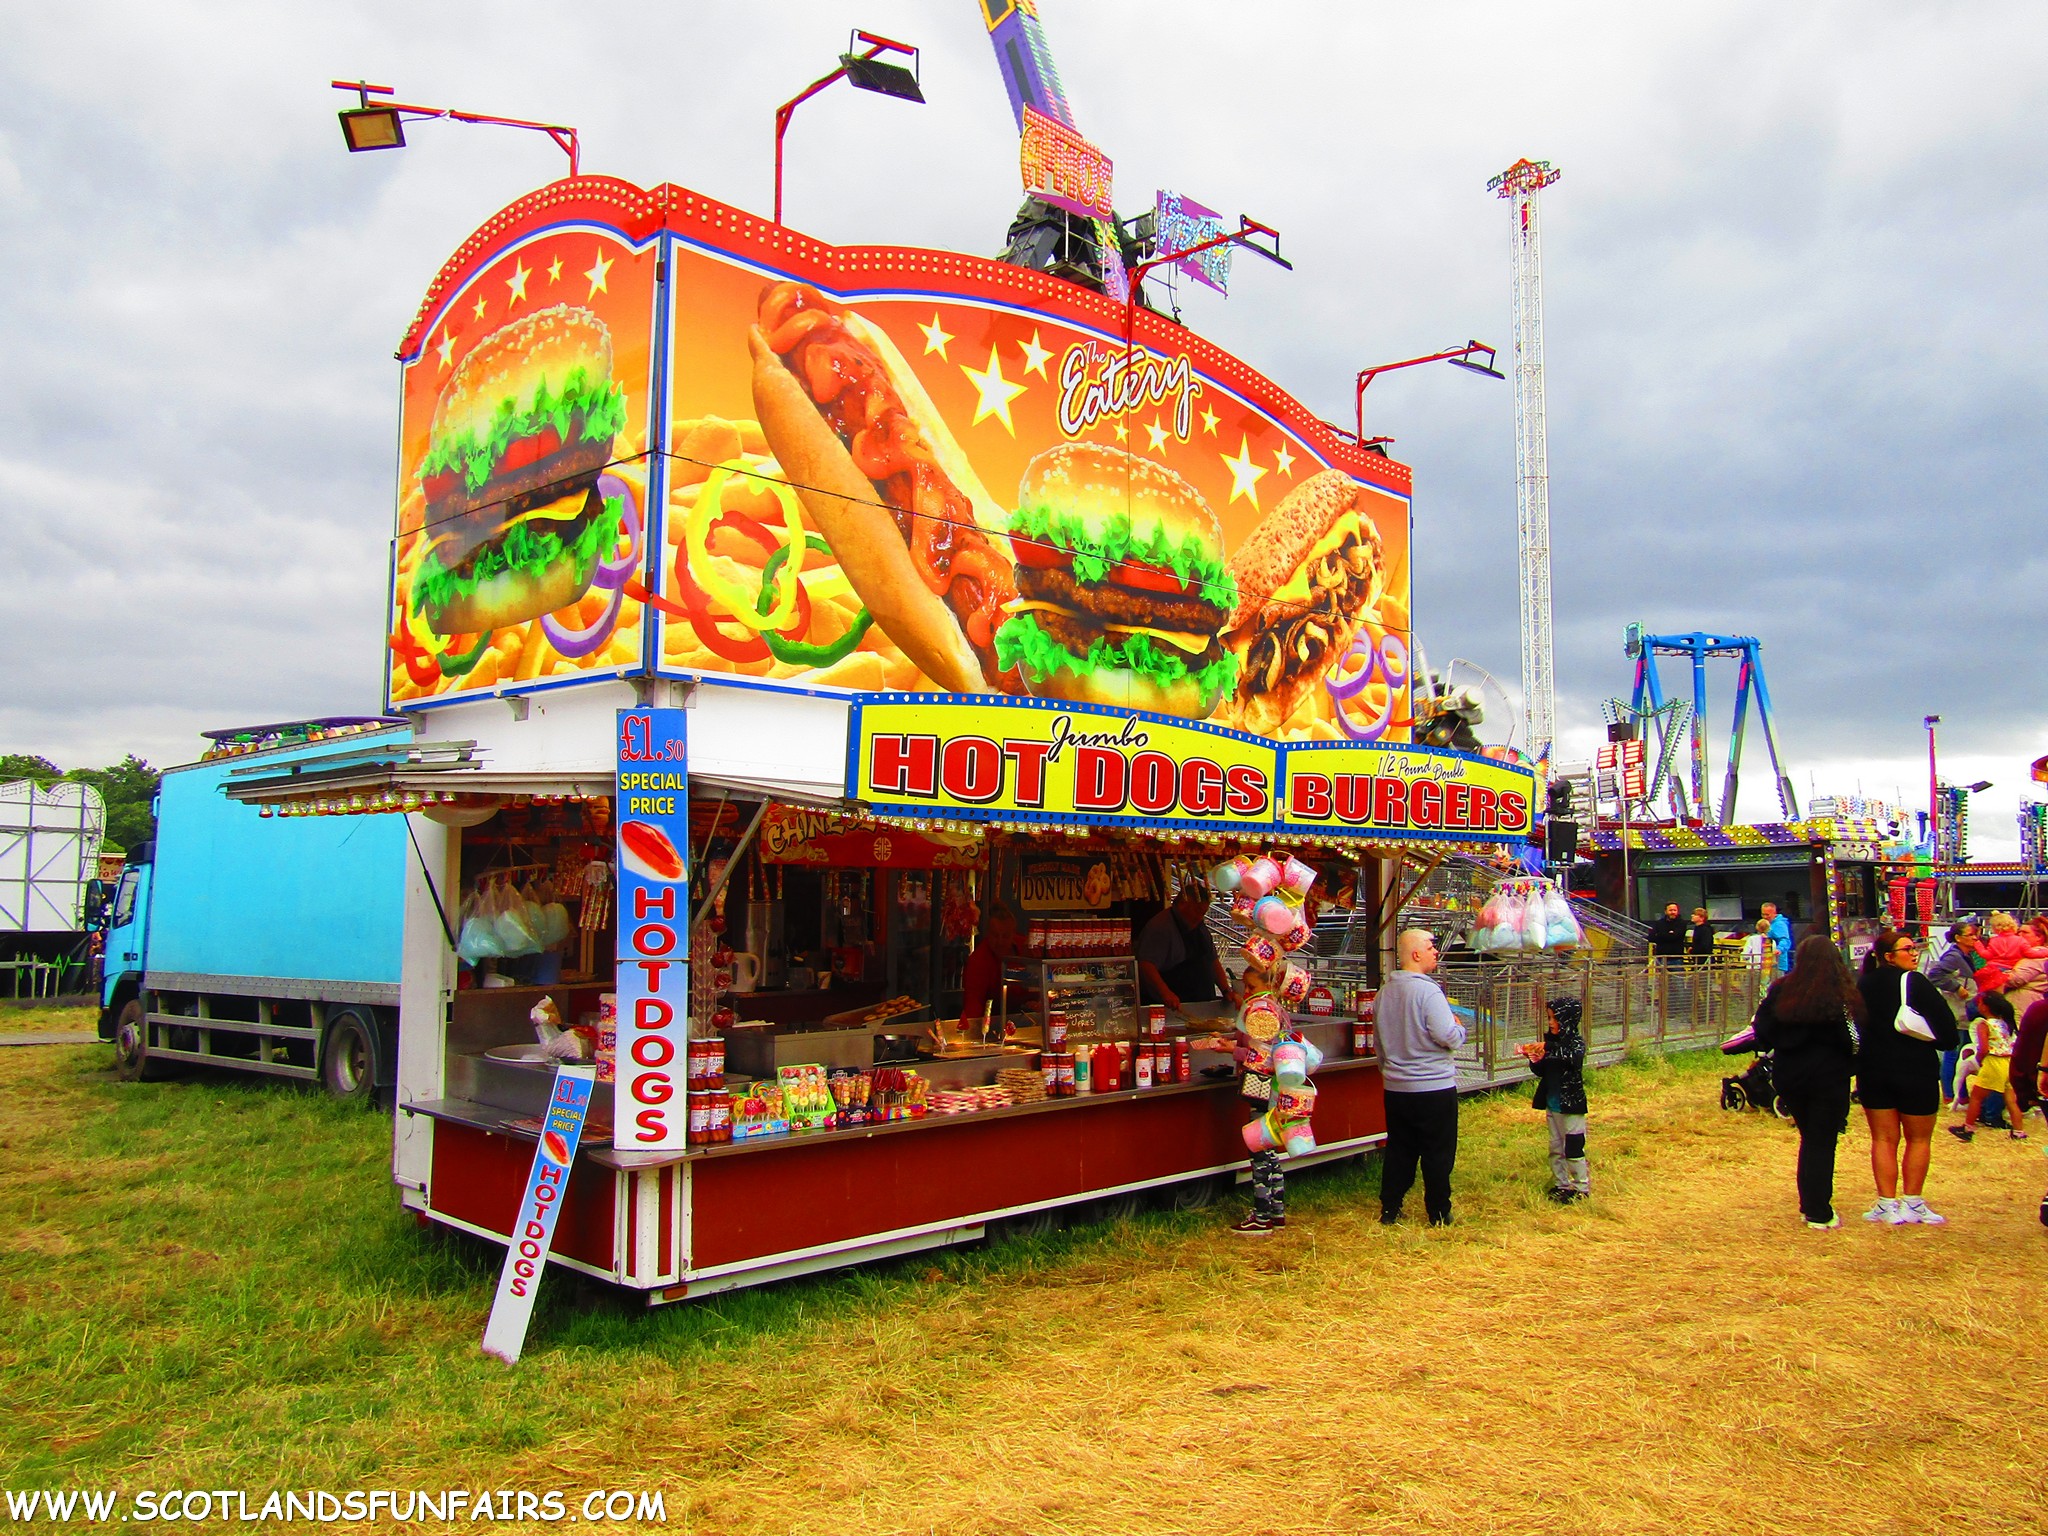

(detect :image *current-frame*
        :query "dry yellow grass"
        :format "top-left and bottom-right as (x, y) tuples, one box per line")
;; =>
(3, 1040), (2043, 1534)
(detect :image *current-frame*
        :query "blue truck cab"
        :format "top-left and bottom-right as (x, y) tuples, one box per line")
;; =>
(99, 719), (416, 1101)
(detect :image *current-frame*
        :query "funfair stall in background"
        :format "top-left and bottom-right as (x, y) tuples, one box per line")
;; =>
(226, 178), (1535, 1300)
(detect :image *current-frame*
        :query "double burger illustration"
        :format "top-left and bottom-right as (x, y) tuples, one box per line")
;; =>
(996, 444), (1240, 718)
(412, 305), (629, 636)
(990, 448), (1387, 732)
(748, 280), (1388, 729)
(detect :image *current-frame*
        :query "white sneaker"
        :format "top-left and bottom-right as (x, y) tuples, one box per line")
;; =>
(1863, 1198), (1899, 1223)
(1884, 1199), (1920, 1226)
(1901, 1196), (1946, 1225)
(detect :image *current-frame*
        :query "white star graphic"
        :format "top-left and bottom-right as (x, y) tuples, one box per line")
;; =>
(1221, 435), (1268, 510)
(919, 315), (954, 359)
(1200, 406), (1220, 436)
(435, 332), (457, 370)
(471, 295), (488, 322)
(961, 346), (1028, 433)
(547, 255), (564, 283)
(585, 249), (613, 298)
(1145, 417), (1170, 452)
(505, 260), (530, 305)
(1273, 442), (1297, 477)
(1017, 329), (1053, 377)
(1112, 418), (1129, 442)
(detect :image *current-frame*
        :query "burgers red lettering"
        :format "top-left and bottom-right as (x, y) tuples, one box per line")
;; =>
(1290, 772), (1332, 820)
(1334, 775), (1372, 824)
(1411, 780), (1443, 828)
(1470, 786), (1498, 829)
(1373, 776), (1408, 826)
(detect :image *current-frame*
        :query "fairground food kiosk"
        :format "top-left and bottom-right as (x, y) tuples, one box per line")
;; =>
(227, 178), (1534, 1301)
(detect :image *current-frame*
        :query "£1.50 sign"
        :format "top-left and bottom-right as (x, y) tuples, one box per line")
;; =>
(615, 708), (689, 1150)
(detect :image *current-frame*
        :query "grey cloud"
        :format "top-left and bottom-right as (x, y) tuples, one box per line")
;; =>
(3, 1), (2043, 852)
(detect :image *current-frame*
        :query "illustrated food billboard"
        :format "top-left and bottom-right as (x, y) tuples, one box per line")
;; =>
(387, 180), (1413, 748)
(386, 204), (659, 706)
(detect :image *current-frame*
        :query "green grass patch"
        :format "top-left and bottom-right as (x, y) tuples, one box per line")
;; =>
(5, 1037), (2042, 1535)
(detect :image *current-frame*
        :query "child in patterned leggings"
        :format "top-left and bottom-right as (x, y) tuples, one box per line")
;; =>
(1522, 996), (1590, 1202)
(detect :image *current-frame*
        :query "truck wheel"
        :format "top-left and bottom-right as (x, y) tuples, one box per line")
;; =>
(321, 1010), (380, 1105)
(113, 999), (157, 1082)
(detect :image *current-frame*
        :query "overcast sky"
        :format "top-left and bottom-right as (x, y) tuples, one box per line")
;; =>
(3, 1), (2042, 853)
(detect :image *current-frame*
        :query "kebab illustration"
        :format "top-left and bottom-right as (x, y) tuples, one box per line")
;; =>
(411, 305), (632, 636)
(750, 282), (1019, 693)
(994, 444), (1239, 719)
(1221, 470), (1387, 736)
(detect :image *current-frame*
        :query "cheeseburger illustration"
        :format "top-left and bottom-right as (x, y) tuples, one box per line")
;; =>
(1223, 469), (1386, 736)
(412, 304), (629, 635)
(995, 444), (1239, 719)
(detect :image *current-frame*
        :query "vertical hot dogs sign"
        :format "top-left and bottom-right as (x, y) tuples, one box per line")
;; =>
(385, 179), (1416, 748)
(614, 707), (689, 1151)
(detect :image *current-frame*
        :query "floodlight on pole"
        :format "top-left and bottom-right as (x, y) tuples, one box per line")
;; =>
(1924, 713), (1941, 842)
(774, 31), (924, 225)
(1348, 342), (1505, 444)
(330, 81), (579, 177)
(1123, 215), (1289, 354)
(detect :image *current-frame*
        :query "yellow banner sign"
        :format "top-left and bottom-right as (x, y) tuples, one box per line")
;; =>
(1279, 743), (1535, 843)
(848, 696), (1277, 832)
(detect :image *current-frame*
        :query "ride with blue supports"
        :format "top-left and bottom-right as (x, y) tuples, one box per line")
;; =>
(1624, 623), (1800, 827)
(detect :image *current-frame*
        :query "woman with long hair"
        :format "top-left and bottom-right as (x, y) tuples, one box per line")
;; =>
(1856, 927), (1962, 1224)
(1752, 934), (1864, 1228)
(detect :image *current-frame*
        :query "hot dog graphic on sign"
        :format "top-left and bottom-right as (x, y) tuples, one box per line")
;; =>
(614, 709), (690, 1151)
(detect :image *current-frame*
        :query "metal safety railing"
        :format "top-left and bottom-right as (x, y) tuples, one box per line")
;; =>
(1318, 954), (1769, 1091)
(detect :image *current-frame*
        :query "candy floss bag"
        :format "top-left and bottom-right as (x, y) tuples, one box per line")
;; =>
(1542, 883), (1583, 949)
(1274, 1082), (1317, 1155)
(456, 887), (504, 967)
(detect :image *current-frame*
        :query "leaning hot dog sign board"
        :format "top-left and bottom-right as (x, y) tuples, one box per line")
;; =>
(384, 179), (1414, 749)
(849, 697), (1533, 845)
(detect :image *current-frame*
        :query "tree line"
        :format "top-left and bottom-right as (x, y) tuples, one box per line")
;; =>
(1, 754), (160, 854)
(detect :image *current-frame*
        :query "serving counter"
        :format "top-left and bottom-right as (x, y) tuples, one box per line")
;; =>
(404, 1042), (1384, 1300)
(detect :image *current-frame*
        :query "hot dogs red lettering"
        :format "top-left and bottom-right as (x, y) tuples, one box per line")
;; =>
(1284, 769), (1531, 834)
(869, 734), (939, 796)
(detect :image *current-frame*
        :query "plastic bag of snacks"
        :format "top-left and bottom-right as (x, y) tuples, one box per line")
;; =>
(1542, 884), (1583, 948)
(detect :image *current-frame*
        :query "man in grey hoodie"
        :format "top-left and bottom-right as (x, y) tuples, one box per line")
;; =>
(1376, 928), (1467, 1225)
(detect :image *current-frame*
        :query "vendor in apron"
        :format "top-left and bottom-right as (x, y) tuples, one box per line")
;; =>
(1138, 884), (1239, 1013)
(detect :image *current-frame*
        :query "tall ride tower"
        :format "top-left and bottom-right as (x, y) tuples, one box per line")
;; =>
(1487, 158), (1561, 763)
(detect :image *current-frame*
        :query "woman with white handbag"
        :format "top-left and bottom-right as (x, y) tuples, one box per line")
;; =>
(1854, 928), (1962, 1225)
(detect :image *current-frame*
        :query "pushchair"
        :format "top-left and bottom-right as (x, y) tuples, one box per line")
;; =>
(1718, 1024), (1790, 1117)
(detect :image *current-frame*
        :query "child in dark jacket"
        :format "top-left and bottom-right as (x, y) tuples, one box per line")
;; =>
(1521, 996), (1589, 1202)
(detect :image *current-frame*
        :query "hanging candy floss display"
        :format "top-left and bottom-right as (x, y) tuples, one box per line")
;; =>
(1220, 852), (1322, 1161)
